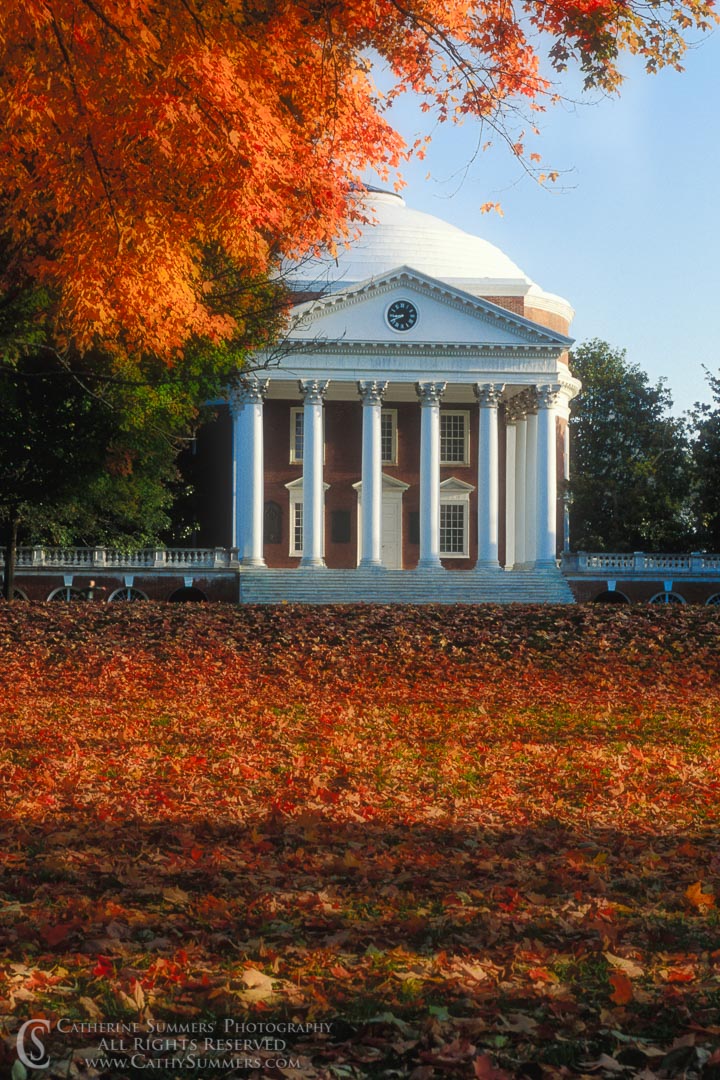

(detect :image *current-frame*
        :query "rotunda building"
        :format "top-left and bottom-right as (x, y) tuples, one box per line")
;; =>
(229, 190), (580, 603)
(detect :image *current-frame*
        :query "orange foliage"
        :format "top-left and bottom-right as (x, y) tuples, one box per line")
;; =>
(0, 0), (716, 356)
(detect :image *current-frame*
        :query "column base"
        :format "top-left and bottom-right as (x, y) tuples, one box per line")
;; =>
(358, 559), (385, 570)
(534, 558), (560, 570)
(241, 557), (266, 568)
(416, 559), (445, 571)
(474, 560), (503, 571)
(299, 557), (327, 569)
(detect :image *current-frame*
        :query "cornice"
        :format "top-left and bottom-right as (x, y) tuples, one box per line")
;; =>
(281, 341), (567, 360)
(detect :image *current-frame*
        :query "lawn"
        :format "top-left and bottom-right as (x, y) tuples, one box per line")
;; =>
(0, 603), (719, 1079)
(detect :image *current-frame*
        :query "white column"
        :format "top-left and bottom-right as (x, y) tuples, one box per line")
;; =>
(474, 383), (504, 568)
(525, 397), (538, 567)
(563, 420), (571, 553)
(234, 377), (269, 567)
(504, 399), (519, 570)
(358, 380), (388, 568)
(536, 384), (562, 568)
(299, 379), (329, 568)
(229, 390), (246, 554)
(514, 404), (528, 568)
(416, 381), (446, 569)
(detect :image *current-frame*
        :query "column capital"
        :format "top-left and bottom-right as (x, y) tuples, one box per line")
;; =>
(536, 383), (563, 410)
(505, 396), (527, 424)
(474, 382), (505, 408)
(517, 387), (538, 415)
(415, 381), (446, 407)
(357, 380), (388, 406)
(299, 378), (329, 404)
(229, 376), (269, 411)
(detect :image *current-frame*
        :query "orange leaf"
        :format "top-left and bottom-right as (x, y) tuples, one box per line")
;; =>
(609, 971), (633, 1004)
(685, 881), (715, 909)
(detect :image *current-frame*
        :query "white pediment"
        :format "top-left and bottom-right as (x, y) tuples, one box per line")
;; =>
(288, 267), (572, 351)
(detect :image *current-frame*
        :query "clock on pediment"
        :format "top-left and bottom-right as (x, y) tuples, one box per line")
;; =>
(386, 298), (418, 332)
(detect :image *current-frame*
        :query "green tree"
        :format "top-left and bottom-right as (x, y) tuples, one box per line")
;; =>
(689, 369), (720, 550)
(0, 272), (286, 600)
(568, 339), (693, 552)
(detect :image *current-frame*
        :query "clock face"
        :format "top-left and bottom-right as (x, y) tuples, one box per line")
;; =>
(386, 299), (418, 332)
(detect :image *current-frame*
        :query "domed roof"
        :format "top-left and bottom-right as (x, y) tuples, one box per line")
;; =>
(284, 189), (534, 296)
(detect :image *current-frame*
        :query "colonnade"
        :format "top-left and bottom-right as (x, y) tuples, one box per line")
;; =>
(230, 378), (564, 570)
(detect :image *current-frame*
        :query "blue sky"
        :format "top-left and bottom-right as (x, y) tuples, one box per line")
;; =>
(374, 30), (720, 416)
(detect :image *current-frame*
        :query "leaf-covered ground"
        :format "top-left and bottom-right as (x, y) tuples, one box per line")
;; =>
(0, 604), (719, 1080)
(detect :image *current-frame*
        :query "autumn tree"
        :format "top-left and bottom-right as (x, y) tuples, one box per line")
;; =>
(568, 340), (693, 552)
(0, 268), (286, 600)
(0, 0), (716, 362)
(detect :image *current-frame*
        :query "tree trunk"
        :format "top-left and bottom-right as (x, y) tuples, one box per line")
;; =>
(2, 516), (19, 602)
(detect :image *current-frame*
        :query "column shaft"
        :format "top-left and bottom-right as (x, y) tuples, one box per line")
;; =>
(563, 421), (571, 553)
(525, 408), (538, 566)
(232, 379), (268, 567)
(358, 381), (387, 568)
(299, 380), (329, 568)
(536, 385), (562, 568)
(230, 397), (245, 553)
(514, 415), (527, 567)
(416, 382), (446, 569)
(505, 418), (517, 570)
(474, 383), (503, 568)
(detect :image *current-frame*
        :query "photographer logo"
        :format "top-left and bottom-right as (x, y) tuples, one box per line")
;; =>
(17, 1019), (51, 1070)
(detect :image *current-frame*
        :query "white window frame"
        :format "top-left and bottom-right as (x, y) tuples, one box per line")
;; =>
(289, 406), (326, 464)
(289, 406), (304, 464)
(289, 499), (304, 557)
(440, 410), (470, 466)
(439, 478), (474, 559)
(381, 409), (398, 465)
(286, 479), (330, 558)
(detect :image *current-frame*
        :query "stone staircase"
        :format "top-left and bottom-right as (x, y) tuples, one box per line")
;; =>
(238, 566), (575, 604)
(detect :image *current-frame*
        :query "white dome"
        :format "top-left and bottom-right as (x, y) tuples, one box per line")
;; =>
(285, 190), (534, 296)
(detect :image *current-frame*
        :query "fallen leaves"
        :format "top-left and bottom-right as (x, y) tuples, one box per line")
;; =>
(0, 603), (719, 1077)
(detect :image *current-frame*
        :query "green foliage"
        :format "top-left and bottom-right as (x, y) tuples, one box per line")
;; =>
(569, 340), (693, 552)
(688, 369), (720, 550)
(0, 264), (287, 559)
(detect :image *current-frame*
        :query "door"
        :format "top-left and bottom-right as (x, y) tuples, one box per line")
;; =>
(381, 495), (402, 568)
(354, 474), (409, 569)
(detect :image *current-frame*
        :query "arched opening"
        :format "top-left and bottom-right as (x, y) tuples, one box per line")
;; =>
(706, 594), (720, 606)
(649, 591), (685, 605)
(108, 587), (149, 602)
(167, 586), (208, 603)
(47, 586), (84, 602)
(592, 590), (630, 604)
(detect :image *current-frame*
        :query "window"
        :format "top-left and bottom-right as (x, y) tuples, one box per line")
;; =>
(381, 409), (397, 465)
(289, 407), (325, 464)
(291, 502), (304, 557)
(440, 411), (469, 465)
(286, 479), (330, 558)
(290, 407), (304, 463)
(438, 478), (474, 559)
(440, 503), (466, 556)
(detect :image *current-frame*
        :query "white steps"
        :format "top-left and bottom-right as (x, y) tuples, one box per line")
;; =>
(238, 567), (575, 604)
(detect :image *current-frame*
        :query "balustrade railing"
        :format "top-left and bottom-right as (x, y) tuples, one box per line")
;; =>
(1, 547), (238, 570)
(563, 551), (720, 574)
(3, 546), (720, 576)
